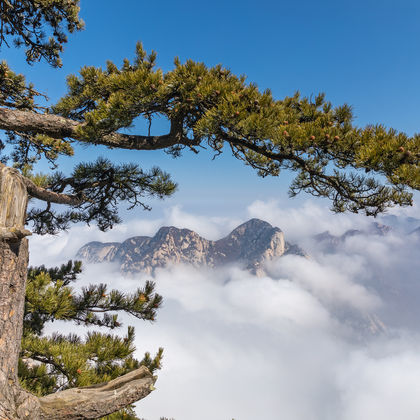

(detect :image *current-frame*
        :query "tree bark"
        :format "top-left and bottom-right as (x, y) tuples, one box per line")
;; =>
(0, 164), (156, 419)
(38, 366), (155, 420)
(0, 107), (197, 150)
(0, 164), (40, 419)
(0, 237), (42, 420)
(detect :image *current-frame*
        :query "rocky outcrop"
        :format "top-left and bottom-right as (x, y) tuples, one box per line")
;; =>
(77, 218), (306, 274)
(76, 241), (120, 263)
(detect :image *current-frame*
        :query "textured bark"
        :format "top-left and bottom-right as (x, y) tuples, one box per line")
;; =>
(0, 108), (78, 139)
(21, 176), (83, 206)
(0, 164), (40, 419)
(0, 238), (28, 379)
(38, 366), (155, 419)
(0, 164), (155, 419)
(0, 107), (197, 150)
(0, 237), (41, 420)
(0, 165), (31, 240)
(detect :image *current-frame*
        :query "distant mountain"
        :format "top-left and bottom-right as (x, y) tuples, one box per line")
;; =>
(313, 222), (392, 252)
(76, 217), (420, 339)
(410, 226), (420, 236)
(77, 218), (306, 275)
(378, 214), (420, 234)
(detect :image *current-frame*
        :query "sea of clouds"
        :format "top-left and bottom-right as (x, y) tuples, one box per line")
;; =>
(29, 200), (420, 420)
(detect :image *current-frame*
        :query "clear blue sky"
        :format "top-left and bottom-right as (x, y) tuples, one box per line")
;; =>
(3, 0), (420, 217)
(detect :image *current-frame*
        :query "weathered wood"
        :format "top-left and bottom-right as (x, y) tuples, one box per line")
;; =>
(0, 165), (31, 241)
(39, 366), (155, 419)
(0, 165), (40, 419)
(0, 107), (196, 150)
(21, 176), (83, 206)
(0, 166), (29, 379)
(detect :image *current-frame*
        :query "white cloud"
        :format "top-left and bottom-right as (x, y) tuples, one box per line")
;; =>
(163, 205), (242, 240)
(30, 199), (420, 420)
(267, 255), (381, 312)
(337, 344), (420, 420)
(69, 262), (420, 420)
(152, 264), (332, 330)
(246, 199), (371, 241)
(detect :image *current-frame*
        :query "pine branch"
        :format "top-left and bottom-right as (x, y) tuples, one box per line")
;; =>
(0, 0), (84, 67)
(0, 44), (418, 216)
(22, 176), (83, 205)
(0, 107), (198, 150)
(38, 366), (155, 420)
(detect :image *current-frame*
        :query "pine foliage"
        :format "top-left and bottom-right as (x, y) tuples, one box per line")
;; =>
(0, 0), (83, 67)
(1, 44), (418, 217)
(20, 261), (163, 419)
(0, 61), (42, 110)
(25, 158), (177, 234)
(51, 43), (419, 215)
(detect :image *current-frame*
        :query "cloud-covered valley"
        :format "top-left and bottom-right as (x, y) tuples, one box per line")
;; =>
(29, 201), (420, 420)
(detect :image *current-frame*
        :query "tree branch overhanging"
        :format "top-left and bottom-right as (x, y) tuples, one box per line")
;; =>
(22, 176), (83, 206)
(0, 107), (199, 150)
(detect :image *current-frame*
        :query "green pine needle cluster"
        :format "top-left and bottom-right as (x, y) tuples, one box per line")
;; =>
(1, 41), (418, 217)
(0, 61), (75, 168)
(0, 0), (84, 67)
(24, 261), (163, 334)
(20, 260), (163, 420)
(0, 61), (41, 110)
(7, 131), (74, 170)
(26, 157), (177, 234)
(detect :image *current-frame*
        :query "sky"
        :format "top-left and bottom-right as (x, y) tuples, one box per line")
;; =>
(3, 1), (420, 419)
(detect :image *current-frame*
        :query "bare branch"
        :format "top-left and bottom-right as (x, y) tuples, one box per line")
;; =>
(21, 177), (83, 206)
(0, 107), (199, 150)
(0, 107), (79, 137)
(38, 366), (155, 420)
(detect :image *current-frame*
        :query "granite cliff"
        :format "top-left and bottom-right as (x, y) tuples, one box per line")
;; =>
(77, 218), (306, 274)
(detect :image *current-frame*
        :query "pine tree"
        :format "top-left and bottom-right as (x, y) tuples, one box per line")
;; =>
(20, 260), (162, 420)
(0, 1), (418, 419)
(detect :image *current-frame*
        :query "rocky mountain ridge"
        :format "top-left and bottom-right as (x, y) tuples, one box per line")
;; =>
(313, 222), (393, 252)
(77, 218), (306, 275)
(76, 217), (420, 338)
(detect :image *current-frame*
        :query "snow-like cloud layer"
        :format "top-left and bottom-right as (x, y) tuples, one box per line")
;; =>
(31, 200), (420, 420)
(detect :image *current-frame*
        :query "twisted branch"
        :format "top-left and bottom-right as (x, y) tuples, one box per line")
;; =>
(0, 107), (198, 150)
(38, 366), (155, 420)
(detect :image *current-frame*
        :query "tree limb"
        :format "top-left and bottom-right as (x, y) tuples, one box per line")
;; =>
(21, 177), (83, 206)
(38, 366), (155, 420)
(0, 107), (198, 150)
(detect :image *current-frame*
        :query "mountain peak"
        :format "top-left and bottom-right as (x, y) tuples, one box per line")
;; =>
(155, 225), (196, 237)
(235, 218), (275, 229)
(314, 221), (393, 252)
(76, 219), (304, 275)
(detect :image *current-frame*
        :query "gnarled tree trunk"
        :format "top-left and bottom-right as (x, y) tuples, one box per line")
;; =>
(0, 236), (41, 419)
(0, 164), (156, 419)
(0, 165), (40, 419)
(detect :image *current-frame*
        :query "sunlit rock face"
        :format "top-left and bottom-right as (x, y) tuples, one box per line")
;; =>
(76, 218), (306, 274)
(76, 241), (120, 263)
